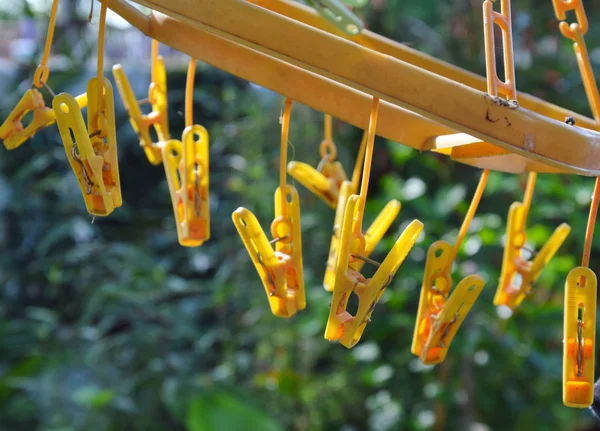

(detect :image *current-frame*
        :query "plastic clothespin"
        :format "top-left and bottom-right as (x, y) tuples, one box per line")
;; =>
(494, 176), (570, 310)
(232, 98), (305, 318)
(551, 0), (600, 410)
(53, 78), (121, 216)
(324, 97), (424, 347)
(162, 126), (210, 246)
(411, 168), (489, 364)
(162, 57), (210, 246)
(0, 0), (87, 150)
(323, 180), (401, 291)
(287, 114), (353, 209)
(112, 41), (170, 165)
(305, 0), (364, 35)
(325, 194), (423, 347)
(563, 267), (596, 408)
(1, 89), (54, 150)
(411, 241), (485, 364)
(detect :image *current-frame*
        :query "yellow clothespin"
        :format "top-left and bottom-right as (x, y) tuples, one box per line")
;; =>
(323, 180), (400, 291)
(0, 0), (87, 150)
(112, 40), (170, 165)
(323, 129), (396, 291)
(162, 58), (210, 246)
(232, 98), (305, 318)
(563, 267), (597, 408)
(411, 170), (488, 365)
(162, 126), (210, 246)
(324, 97), (424, 347)
(551, 0), (600, 408)
(288, 115), (366, 208)
(494, 173), (570, 310)
(53, 78), (121, 216)
(53, 3), (121, 216)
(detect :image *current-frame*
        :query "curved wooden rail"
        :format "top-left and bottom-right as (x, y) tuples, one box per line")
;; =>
(103, 0), (600, 175)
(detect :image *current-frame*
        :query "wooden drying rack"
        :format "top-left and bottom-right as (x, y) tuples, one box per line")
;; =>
(102, 0), (600, 175)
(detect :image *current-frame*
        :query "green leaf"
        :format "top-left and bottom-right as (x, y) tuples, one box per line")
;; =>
(72, 386), (115, 409)
(186, 390), (283, 431)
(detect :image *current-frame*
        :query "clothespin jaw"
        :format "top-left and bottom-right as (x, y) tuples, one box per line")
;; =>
(306, 0), (364, 35)
(287, 159), (348, 208)
(0, 89), (54, 150)
(494, 201), (570, 310)
(324, 180), (354, 291)
(411, 241), (485, 365)
(0, 89), (87, 150)
(325, 194), (423, 347)
(232, 185), (305, 318)
(163, 126), (210, 246)
(323, 184), (401, 291)
(87, 77), (122, 210)
(53, 79), (120, 216)
(112, 60), (170, 165)
(563, 267), (597, 408)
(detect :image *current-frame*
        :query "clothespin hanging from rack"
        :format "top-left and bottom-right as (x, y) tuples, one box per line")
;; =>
(323, 132), (400, 291)
(551, 0), (598, 408)
(324, 97), (423, 348)
(494, 173), (570, 310)
(0, 0), (87, 150)
(305, 0), (364, 35)
(232, 98), (305, 318)
(162, 57), (210, 246)
(483, 0), (571, 312)
(287, 115), (351, 208)
(411, 171), (487, 365)
(112, 39), (170, 165)
(53, 1), (121, 216)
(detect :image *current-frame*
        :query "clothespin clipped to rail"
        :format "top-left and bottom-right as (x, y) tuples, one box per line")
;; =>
(494, 173), (570, 310)
(232, 98), (305, 318)
(288, 115), (355, 209)
(112, 40), (170, 165)
(481, 0), (571, 310)
(324, 97), (423, 347)
(53, 2), (121, 216)
(551, 0), (599, 408)
(0, 0), (87, 150)
(411, 171), (488, 365)
(305, 0), (364, 35)
(162, 58), (210, 246)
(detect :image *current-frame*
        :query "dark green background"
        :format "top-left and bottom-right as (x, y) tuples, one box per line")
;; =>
(1, 0), (600, 430)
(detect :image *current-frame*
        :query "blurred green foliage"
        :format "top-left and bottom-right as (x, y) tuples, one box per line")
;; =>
(2, 0), (600, 430)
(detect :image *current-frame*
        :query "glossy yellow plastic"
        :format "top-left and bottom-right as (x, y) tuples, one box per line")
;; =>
(112, 58), (170, 165)
(563, 267), (596, 408)
(411, 241), (485, 364)
(552, 0), (588, 41)
(162, 125), (210, 246)
(324, 180), (353, 291)
(0, 90), (87, 150)
(232, 184), (305, 318)
(324, 193), (423, 347)
(494, 202), (570, 310)
(323, 181), (401, 291)
(324, 97), (422, 346)
(287, 115), (351, 208)
(287, 159), (347, 208)
(53, 78), (121, 216)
